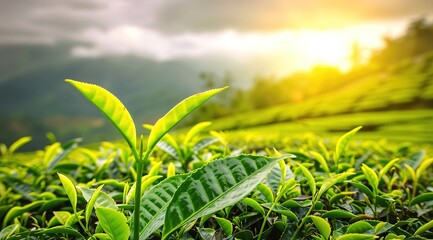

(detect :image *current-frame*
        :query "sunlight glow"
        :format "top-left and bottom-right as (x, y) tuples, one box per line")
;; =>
(72, 22), (405, 73)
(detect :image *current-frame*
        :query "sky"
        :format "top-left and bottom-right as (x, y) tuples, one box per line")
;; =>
(1, 0), (433, 75)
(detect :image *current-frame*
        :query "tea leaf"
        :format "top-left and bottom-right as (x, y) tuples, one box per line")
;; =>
(167, 162), (176, 178)
(162, 155), (283, 239)
(53, 211), (71, 225)
(416, 158), (433, 180)
(8, 136), (32, 155)
(85, 185), (104, 229)
(378, 158), (400, 180)
(316, 172), (354, 201)
(126, 175), (162, 204)
(329, 192), (356, 205)
(65, 79), (136, 149)
(0, 224), (19, 240)
(409, 192), (433, 207)
(214, 216), (233, 236)
(334, 126), (362, 161)
(309, 216), (331, 240)
(310, 151), (330, 173)
(322, 209), (356, 219)
(347, 221), (374, 234)
(361, 164), (379, 194)
(414, 219), (433, 236)
(94, 233), (111, 240)
(137, 174), (188, 240)
(336, 233), (378, 240)
(3, 201), (46, 227)
(257, 183), (274, 202)
(96, 207), (130, 240)
(58, 173), (77, 213)
(297, 163), (316, 196)
(242, 197), (265, 216)
(147, 87), (227, 153)
(79, 186), (117, 210)
(184, 121), (212, 145)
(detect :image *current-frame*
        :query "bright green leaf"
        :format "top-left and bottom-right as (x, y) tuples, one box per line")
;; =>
(126, 175), (162, 204)
(167, 162), (176, 178)
(414, 219), (433, 236)
(416, 158), (433, 180)
(410, 192), (433, 207)
(79, 186), (117, 210)
(65, 79), (136, 149)
(310, 151), (330, 173)
(53, 211), (72, 225)
(361, 164), (379, 194)
(347, 221), (374, 234)
(2, 201), (46, 227)
(334, 126), (362, 161)
(147, 87), (227, 153)
(58, 173), (77, 213)
(184, 121), (212, 145)
(94, 233), (112, 240)
(309, 216), (331, 240)
(378, 158), (400, 180)
(317, 172), (354, 201)
(8, 136), (32, 155)
(297, 163), (316, 196)
(336, 233), (377, 240)
(257, 183), (274, 202)
(242, 197), (265, 216)
(322, 209), (356, 219)
(0, 224), (19, 240)
(96, 207), (130, 240)
(85, 185), (104, 229)
(214, 216), (233, 236)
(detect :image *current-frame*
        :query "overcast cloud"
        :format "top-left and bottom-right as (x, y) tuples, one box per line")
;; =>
(0, 0), (432, 64)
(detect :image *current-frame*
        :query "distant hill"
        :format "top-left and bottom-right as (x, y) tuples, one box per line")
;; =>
(0, 43), (244, 150)
(208, 51), (433, 143)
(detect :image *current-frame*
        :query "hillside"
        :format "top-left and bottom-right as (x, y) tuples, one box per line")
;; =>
(0, 43), (236, 149)
(208, 51), (433, 143)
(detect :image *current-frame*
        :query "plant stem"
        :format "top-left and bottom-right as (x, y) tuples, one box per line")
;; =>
(133, 149), (150, 240)
(292, 197), (316, 240)
(258, 201), (277, 240)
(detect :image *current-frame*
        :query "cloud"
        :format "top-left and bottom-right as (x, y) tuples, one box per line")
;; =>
(149, 0), (433, 33)
(0, 0), (430, 71)
(1, 0), (431, 45)
(71, 26), (284, 60)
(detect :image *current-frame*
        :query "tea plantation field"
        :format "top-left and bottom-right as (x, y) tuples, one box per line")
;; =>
(210, 52), (433, 144)
(1, 74), (433, 239)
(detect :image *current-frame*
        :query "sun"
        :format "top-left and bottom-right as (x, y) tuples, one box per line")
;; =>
(296, 30), (351, 70)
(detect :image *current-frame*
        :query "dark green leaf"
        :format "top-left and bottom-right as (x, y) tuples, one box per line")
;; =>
(162, 155), (282, 239)
(137, 174), (188, 240)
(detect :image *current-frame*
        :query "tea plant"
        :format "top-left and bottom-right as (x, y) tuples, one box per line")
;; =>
(1, 80), (433, 239)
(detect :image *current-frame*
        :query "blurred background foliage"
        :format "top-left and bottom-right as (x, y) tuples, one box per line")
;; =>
(1, 16), (433, 150)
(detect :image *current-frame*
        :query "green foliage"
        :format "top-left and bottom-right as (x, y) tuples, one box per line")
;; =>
(2, 81), (433, 240)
